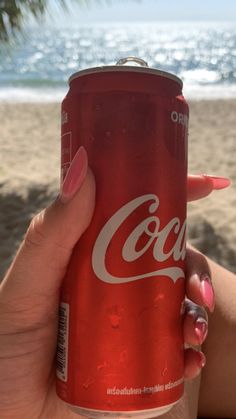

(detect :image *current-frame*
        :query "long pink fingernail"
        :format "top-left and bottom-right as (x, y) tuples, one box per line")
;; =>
(202, 175), (231, 190)
(195, 319), (208, 344)
(60, 146), (88, 204)
(200, 274), (215, 313)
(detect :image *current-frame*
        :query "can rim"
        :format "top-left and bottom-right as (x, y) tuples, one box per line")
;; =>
(69, 65), (183, 88)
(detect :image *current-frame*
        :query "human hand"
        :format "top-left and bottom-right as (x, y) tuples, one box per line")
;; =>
(0, 147), (230, 419)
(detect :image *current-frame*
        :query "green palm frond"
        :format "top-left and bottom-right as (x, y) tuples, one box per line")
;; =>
(0, 0), (105, 42)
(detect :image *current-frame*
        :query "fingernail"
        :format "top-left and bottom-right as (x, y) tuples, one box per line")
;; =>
(200, 274), (215, 313)
(195, 318), (208, 344)
(60, 146), (88, 204)
(202, 175), (231, 190)
(197, 351), (206, 369)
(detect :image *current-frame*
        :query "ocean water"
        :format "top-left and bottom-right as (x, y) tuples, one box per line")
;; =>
(0, 21), (236, 101)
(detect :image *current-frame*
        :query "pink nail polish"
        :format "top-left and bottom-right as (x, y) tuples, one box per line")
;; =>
(195, 319), (208, 344)
(202, 175), (231, 190)
(60, 146), (88, 204)
(197, 351), (206, 369)
(200, 274), (215, 312)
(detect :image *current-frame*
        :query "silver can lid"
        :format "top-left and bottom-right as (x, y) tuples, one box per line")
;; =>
(69, 56), (183, 88)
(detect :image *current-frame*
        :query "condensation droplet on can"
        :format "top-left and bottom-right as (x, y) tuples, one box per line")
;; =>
(97, 361), (107, 371)
(107, 305), (123, 329)
(154, 293), (165, 302)
(153, 293), (165, 309)
(109, 313), (121, 328)
(119, 350), (128, 363)
(82, 377), (94, 389)
(161, 366), (168, 377)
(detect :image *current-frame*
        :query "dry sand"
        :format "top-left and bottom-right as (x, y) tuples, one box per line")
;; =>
(0, 100), (235, 277)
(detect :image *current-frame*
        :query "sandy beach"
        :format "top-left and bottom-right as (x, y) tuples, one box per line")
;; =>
(0, 100), (235, 277)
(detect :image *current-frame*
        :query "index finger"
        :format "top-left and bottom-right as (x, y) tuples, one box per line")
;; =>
(187, 174), (230, 202)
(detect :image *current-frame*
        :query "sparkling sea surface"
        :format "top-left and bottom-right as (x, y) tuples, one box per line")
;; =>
(0, 21), (236, 101)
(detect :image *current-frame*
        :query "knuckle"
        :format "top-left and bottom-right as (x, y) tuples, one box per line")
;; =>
(24, 210), (46, 248)
(184, 298), (208, 322)
(23, 210), (72, 274)
(186, 246), (211, 275)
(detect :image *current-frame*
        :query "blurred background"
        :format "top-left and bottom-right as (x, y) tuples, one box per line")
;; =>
(1, 0), (236, 101)
(0, 0), (236, 276)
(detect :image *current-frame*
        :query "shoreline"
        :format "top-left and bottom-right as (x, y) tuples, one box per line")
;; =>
(1, 96), (236, 105)
(1, 82), (236, 103)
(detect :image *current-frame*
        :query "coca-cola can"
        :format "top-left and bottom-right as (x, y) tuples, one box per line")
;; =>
(56, 57), (189, 418)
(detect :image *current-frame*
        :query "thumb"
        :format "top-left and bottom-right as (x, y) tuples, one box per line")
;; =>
(0, 147), (95, 328)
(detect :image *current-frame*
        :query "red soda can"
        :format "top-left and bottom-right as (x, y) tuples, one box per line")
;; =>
(56, 57), (189, 418)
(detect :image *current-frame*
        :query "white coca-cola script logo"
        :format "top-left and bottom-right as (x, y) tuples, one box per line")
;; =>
(92, 194), (186, 284)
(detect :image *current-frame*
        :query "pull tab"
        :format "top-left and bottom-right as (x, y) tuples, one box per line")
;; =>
(116, 57), (149, 67)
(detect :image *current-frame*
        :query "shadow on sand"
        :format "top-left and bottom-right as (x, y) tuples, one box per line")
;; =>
(188, 217), (236, 273)
(0, 184), (57, 278)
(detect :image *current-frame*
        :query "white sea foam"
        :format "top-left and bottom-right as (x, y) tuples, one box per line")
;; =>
(0, 87), (67, 103)
(184, 83), (236, 100)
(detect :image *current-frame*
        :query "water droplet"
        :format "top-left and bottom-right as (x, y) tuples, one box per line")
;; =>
(82, 377), (94, 389)
(154, 293), (164, 302)
(97, 361), (107, 371)
(161, 366), (168, 377)
(119, 350), (128, 363)
(110, 314), (120, 328)
(107, 305), (123, 328)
